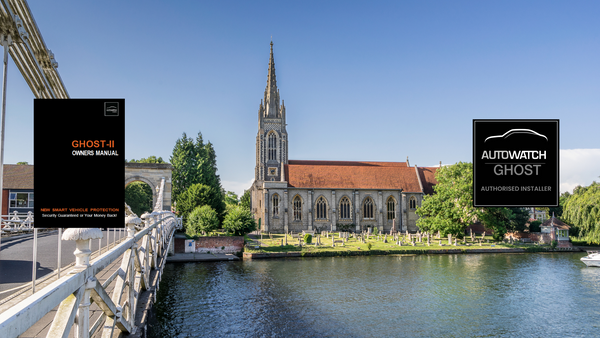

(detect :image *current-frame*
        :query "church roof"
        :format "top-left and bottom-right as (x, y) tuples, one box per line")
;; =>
(418, 167), (439, 195)
(285, 160), (435, 192)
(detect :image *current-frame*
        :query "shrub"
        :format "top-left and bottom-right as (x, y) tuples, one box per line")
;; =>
(177, 183), (226, 223)
(186, 205), (219, 237)
(529, 220), (542, 233)
(223, 206), (257, 236)
(367, 243), (372, 250)
(304, 234), (312, 244)
(373, 227), (379, 236)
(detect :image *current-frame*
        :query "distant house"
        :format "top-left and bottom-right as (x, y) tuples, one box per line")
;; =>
(2, 164), (34, 216)
(540, 216), (572, 248)
(527, 207), (546, 222)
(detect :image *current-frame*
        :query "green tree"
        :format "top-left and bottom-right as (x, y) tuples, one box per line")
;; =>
(223, 206), (257, 236)
(125, 182), (153, 216)
(529, 220), (542, 232)
(240, 189), (251, 210)
(171, 133), (199, 202)
(224, 191), (239, 206)
(416, 162), (479, 237)
(129, 156), (166, 163)
(176, 183), (226, 223)
(186, 205), (219, 236)
(563, 182), (600, 244)
(16, 161), (28, 165)
(507, 207), (530, 232)
(170, 132), (224, 209)
(480, 207), (511, 241)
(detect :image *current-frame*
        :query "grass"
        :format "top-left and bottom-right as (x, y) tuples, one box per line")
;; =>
(243, 232), (544, 254)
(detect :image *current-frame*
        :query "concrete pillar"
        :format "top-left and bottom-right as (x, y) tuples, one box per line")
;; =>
(62, 228), (103, 268)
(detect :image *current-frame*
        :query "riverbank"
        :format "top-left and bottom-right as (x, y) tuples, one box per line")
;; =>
(243, 247), (583, 259)
(243, 232), (585, 259)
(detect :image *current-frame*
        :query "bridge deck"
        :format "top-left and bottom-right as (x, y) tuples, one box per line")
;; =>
(7, 238), (141, 338)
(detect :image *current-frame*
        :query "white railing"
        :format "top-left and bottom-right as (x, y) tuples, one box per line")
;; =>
(0, 211), (34, 233)
(0, 210), (181, 338)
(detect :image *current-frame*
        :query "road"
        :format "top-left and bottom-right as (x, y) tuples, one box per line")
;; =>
(0, 229), (125, 301)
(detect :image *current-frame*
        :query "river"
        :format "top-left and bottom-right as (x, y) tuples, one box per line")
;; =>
(150, 252), (600, 337)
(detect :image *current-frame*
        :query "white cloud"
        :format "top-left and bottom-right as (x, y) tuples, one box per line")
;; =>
(560, 149), (600, 194)
(221, 178), (254, 198)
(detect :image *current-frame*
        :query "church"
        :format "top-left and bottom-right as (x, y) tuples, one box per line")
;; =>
(250, 42), (439, 234)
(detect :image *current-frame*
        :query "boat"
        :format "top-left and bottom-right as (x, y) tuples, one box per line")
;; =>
(581, 251), (600, 267)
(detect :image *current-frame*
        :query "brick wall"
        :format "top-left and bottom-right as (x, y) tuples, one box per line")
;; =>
(195, 236), (244, 254)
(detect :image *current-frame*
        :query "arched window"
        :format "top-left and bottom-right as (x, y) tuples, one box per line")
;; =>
(387, 196), (396, 220)
(293, 195), (302, 221)
(363, 197), (374, 220)
(315, 196), (327, 219)
(409, 196), (417, 209)
(272, 194), (279, 216)
(339, 196), (351, 220)
(268, 132), (277, 161)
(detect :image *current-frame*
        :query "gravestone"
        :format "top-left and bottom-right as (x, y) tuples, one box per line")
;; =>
(448, 234), (452, 245)
(454, 238), (457, 246)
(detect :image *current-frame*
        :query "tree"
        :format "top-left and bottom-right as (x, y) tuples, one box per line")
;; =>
(240, 189), (251, 210)
(507, 208), (530, 232)
(480, 207), (511, 241)
(223, 206), (257, 236)
(563, 182), (600, 244)
(125, 182), (153, 216)
(416, 162), (479, 237)
(224, 191), (239, 206)
(129, 156), (166, 163)
(176, 183), (226, 223)
(16, 161), (28, 165)
(186, 205), (219, 236)
(529, 220), (542, 233)
(170, 133), (199, 202)
(170, 132), (224, 209)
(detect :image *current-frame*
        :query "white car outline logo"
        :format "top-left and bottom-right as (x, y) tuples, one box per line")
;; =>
(484, 129), (547, 142)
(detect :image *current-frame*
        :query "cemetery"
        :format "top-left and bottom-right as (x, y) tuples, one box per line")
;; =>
(242, 228), (569, 259)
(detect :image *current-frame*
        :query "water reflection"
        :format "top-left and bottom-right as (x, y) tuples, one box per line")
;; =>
(150, 253), (600, 337)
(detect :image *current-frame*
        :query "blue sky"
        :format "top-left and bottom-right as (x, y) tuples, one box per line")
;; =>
(3, 1), (599, 196)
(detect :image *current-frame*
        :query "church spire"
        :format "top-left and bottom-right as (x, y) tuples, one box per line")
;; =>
(264, 41), (280, 117)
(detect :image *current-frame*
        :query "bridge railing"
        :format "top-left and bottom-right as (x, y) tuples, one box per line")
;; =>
(0, 210), (181, 338)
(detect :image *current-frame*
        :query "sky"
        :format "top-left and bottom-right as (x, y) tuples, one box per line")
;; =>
(2, 1), (599, 197)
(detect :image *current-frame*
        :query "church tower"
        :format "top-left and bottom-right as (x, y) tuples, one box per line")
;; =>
(255, 41), (288, 182)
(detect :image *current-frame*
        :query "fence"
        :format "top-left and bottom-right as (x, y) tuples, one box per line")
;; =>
(0, 210), (181, 338)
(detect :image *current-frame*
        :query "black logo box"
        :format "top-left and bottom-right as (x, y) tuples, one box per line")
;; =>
(473, 119), (559, 207)
(34, 99), (125, 228)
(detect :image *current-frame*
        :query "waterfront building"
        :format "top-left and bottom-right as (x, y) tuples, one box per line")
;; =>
(250, 43), (438, 233)
(1, 164), (34, 217)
